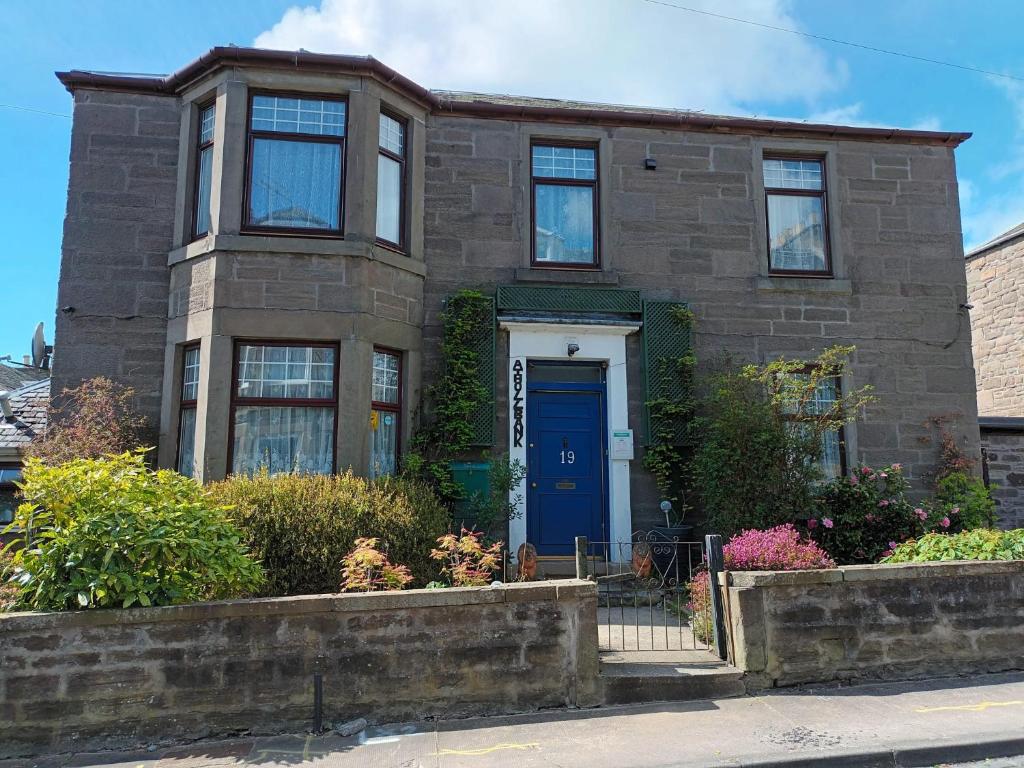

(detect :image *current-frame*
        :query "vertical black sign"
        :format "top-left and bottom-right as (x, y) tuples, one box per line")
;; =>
(512, 359), (524, 448)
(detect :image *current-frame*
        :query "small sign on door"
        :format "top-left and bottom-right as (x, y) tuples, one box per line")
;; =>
(610, 429), (634, 460)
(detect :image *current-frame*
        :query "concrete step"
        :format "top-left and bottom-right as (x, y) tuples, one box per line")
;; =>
(599, 651), (747, 706)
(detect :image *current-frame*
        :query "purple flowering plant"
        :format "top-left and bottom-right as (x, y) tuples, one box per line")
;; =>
(723, 524), (835, 570)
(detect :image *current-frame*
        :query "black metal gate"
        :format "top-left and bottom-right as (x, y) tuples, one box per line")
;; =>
(575, 534), (727, 657)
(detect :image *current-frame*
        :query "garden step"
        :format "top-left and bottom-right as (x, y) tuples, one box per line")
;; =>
(599, 652), (746, 706)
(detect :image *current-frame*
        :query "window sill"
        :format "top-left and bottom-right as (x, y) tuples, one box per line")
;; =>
(755, 276), (851, 294)
(514, 267), (619, 285)
(168, 234), (427, 277)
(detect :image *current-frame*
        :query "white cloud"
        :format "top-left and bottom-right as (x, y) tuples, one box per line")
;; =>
(908, 116), (942, 132)
(254, 0), (847, 114)
(960, 79), (1024, 249)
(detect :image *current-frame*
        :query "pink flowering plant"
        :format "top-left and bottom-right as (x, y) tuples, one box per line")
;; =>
(723, 524), (835, 570)
(809, 463), (937, 563)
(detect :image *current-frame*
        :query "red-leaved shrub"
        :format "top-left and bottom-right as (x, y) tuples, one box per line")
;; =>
(724, 524), (836, 570)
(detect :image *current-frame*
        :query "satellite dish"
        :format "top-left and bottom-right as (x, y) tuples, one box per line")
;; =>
(31, 323), (51, 369)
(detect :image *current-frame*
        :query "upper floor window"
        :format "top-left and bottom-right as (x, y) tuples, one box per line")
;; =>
(193, 104), (215, 238)
(376, 112), (406, 249)
(245, 94), (346, 235)
(369, 348), (401, 479)
(532, 143), (598, 267)
(177, 344), (200, 478)
(763, 157), (830, 275)
(230, 342), (338, 475)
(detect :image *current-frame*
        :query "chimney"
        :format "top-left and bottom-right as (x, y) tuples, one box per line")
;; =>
(22, 355), (29, 366)
(0, 391), (13, 421)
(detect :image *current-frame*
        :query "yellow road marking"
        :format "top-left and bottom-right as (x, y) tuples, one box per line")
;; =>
(915, 700), (1024, 713)
(435, 742), (540, 756)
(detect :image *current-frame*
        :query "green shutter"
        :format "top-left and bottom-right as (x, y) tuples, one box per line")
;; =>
(448, 293), (496, 447)
(642, 300), (692, 445)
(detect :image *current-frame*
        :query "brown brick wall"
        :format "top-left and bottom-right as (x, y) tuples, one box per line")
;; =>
(966, 237), (1024, 417)
(53, 90), (181, 424)
(0, 581), (599, 759)
(422, 117), (979, 498)
(981, 427), (1024, 529)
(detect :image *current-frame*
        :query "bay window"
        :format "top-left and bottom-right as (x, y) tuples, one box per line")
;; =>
(193, 103), (215, 238)
(230, 342), (338, 475)
(245, 94), (346, 234)
(176, 344), (200, 477)
(369, 348), (401, 478)
(532, 143), (598, 267)
(763, 156), (831, 275)
(376, 112), (406, 248)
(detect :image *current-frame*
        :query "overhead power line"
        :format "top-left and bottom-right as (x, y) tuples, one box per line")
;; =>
(641, 0), (1024, 84)
(0, 103), (71, 119)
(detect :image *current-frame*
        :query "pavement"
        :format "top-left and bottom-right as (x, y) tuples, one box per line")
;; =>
(6, 672), (1024, 768)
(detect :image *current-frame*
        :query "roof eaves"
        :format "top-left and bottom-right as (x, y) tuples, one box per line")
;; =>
(55, 46), (972, 147)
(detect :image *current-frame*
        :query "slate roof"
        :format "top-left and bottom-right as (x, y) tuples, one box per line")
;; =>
(0, 378), (50, 451)
(966, 221), (1024, 259)
(0, 364), (48, 392)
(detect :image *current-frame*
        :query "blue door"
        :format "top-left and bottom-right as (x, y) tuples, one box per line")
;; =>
(527, 379), (607, 556)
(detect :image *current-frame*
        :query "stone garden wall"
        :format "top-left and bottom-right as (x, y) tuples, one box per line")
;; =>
(0, 579), (599, 758)
(724, 560), (1024, 689)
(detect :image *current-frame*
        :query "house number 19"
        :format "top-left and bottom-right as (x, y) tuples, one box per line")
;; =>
(560, 450), (575, 464)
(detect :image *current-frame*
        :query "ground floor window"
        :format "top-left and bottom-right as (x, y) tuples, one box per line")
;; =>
(230, 341), (338, 475)
(369, 348), (401, 478)
(0, 465), (21, 524)
(177, 344), (200, 477)
(785, 374), (845, 480)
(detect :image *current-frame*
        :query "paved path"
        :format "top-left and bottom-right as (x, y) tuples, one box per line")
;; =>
(6, 672), (1024, 768)
(597, 604), (711, 652)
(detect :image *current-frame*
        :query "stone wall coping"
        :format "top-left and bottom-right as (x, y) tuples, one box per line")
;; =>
(0, 578), (595, 633)
(723, 559), (1024, 588)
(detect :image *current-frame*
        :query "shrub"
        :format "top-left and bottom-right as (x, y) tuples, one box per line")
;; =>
(430, 527), (502, 586)
(933, 471), (996, 530)
(723, 524), (835, 570)
(4, 452), (262, 610)
(811, 464), (925, 564)
(27, 377), (150, 465)
(691, 346), (874, 536)
(208, 471), (449, 594)
(340, 538), (413, 592)
(882, 529), (1024, 563)
(0, 548), (18, 612)
(459, 454), (527, 537)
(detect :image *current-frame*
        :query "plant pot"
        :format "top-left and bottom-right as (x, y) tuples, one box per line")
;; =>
(647, 525), (695, 578)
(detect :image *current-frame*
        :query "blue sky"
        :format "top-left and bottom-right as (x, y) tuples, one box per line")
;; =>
(1, 0), (1022, 362)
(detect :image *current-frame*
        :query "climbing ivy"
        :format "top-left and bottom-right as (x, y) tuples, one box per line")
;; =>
(405, 290), (493, 504)
(641, 305), (697, 518)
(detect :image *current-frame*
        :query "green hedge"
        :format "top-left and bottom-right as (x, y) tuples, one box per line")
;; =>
(208, 471), (450, 595)
(5, 452), (263, 611)
(882, 528), (1024, 563)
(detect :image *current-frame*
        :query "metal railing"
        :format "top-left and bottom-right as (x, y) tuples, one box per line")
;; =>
(574, 533), (719, 654)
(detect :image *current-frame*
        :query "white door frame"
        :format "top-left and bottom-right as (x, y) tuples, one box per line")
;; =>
(501, 320), (640, 562)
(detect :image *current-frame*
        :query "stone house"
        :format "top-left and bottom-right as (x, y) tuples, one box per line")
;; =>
(966, 222), (1024, 528)
(0, 377), (49, 525)
(53, 47), (980, 558)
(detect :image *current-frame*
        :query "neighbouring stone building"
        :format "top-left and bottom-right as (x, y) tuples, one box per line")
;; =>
(53, 47), (981, 559)
(966, 222), (1024, 528)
